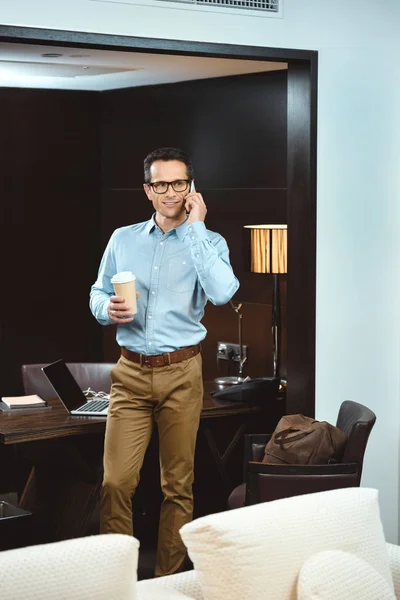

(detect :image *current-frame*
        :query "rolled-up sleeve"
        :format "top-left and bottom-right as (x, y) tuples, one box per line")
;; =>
(89, 234), (116, 325)
(186, 221), (239, 305)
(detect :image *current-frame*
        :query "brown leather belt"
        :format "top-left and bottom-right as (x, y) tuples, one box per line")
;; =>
(121, 344), (201, 368)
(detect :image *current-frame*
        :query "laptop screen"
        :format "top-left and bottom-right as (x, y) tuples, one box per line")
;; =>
(42, 359), (87, 412)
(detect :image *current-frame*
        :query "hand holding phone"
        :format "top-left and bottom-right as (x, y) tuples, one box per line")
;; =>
(186, 180), (207, 223)
(186, 181), (196, 214)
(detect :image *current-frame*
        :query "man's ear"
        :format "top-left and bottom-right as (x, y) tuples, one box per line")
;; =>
(143, 183), (152, 200)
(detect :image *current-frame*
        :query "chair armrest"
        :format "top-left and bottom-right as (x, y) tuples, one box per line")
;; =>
(245, 433), (272, 445)
(386, 542), (400, 599)
(246, 462), (360, 505)
(247, 462), (359, 475)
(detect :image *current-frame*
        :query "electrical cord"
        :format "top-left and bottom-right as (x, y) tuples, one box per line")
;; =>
(82, 387), (110, 400)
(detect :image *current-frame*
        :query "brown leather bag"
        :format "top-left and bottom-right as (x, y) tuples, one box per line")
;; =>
(262, 414), (348, 465)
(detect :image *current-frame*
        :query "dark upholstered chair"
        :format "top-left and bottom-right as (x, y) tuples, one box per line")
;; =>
(21, 363), (115, 400)
(228, 400), (376, 509)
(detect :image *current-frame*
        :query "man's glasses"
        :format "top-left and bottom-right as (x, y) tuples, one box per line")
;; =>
(147, 179), (191, 194)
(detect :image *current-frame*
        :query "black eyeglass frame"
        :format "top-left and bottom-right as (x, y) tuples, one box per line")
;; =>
(146, 179), (192, 194)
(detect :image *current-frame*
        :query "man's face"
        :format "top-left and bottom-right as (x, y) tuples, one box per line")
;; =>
(143, 160), (189, 223)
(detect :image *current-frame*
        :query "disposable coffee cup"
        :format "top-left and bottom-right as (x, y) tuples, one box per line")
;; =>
(111, 271), (137, 315)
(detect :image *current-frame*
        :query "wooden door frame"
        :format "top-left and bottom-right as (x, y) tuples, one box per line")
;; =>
(0, 25), (317, 416)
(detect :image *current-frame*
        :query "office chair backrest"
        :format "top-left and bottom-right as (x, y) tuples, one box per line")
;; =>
(21, 363), (115, 400)
(336, 400), (376, 466)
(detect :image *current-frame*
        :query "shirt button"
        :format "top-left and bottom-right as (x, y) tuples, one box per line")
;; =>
(191, 236), (195, 240)
(151, 291), (155, 295)
(160, 241), (164, 246)
(148, 315), (152, 319)
(189, 228), (192, 232)
(148, 342), (152, 345)
(196, 254), (200, 258)
(154, 266), (158, 270)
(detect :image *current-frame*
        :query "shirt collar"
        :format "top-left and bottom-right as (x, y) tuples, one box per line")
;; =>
(145, 214), (189, 240)
(144, 214), (158, 235)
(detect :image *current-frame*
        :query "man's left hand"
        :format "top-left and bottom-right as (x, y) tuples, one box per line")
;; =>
(185, 192), (207, 224)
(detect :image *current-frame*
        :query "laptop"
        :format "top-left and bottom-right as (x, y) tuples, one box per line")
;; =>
(42, 359), (109, 416)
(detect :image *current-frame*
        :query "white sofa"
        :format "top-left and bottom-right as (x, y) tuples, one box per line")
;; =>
(0, 488), (399, 600)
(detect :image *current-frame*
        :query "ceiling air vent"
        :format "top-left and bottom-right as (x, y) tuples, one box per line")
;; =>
(163, 0), (279, 11)
(91, 0), (282, 16)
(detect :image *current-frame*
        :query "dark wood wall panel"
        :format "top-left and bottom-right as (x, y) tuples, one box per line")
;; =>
(0, 89), (103, 395)
(101, 70), (287, 190)
(100, 71), (288, 381)
(286, 62), (317, 415)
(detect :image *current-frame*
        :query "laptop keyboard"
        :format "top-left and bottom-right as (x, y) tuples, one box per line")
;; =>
(74, 399), (109, 413)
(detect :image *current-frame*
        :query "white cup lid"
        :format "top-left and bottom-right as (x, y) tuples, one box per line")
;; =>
(111, 271), (136, 283)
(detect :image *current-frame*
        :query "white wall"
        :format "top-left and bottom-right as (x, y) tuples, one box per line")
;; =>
(2, 0), (400, 540)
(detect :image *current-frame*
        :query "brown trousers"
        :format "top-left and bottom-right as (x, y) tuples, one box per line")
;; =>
(100, 352), (203, 577)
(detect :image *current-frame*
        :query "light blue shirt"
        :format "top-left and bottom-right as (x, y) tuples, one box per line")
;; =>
(90, 215), (239, 355)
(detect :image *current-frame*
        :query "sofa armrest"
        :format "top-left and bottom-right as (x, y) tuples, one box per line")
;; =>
(387, 543), (400, 599)
(0, 534), (138, 600)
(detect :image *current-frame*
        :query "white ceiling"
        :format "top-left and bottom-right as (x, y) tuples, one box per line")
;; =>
(0, 42), (287, 91)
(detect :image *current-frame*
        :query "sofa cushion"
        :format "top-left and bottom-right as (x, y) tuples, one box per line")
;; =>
(137, 584), (196, 600)
(137, 570), (202, 600)
(297, 550), (396, 599)
(0, 534), (138, 600)
(180, 488), (392, 600)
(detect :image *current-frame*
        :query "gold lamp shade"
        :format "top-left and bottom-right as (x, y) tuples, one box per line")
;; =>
(244, 223), (287, 379)
(244, 224), (287, 274)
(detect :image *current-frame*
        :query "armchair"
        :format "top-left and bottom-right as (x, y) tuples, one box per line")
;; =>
(21, 362), (115, 400)
(228, 399), (376, 508)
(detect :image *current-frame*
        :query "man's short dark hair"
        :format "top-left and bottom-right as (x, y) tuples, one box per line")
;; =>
(144, 147), (194, 183)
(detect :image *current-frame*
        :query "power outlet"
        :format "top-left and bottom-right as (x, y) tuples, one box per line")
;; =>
(217, 341), (248, 363)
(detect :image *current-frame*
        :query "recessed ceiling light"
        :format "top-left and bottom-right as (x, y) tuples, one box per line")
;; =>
(69, 54), (90, 58)
(41, 53), (63, 58)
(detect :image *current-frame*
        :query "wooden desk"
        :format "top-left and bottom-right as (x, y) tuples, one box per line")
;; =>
(0, 382), (272, 444)
(0, 397), (104, 445)
(0, 383), (284, 547)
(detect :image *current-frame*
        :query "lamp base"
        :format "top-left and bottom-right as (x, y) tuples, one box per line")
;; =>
(214, 375), (246, 386)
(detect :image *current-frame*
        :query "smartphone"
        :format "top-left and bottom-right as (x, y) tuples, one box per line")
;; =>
(187, 181), (195, 215)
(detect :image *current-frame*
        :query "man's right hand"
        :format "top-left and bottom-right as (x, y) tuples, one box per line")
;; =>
(108, 293), (139, 324)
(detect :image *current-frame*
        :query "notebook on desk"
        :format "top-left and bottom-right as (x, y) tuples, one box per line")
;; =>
(42, 359), (109, 416)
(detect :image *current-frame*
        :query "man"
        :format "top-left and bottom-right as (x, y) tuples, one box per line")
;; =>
(90, 147), (239, 576)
